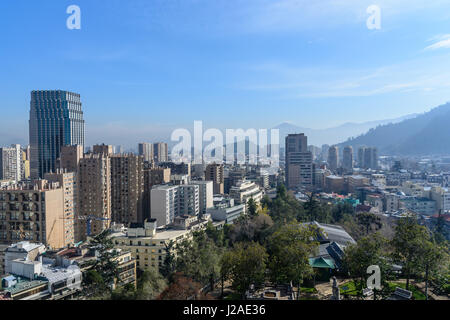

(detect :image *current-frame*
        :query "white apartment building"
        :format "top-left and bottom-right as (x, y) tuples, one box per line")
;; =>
(229, 179), (263, 209)
(0, 144), (22, 182)
(151, 185), (178, 227)
(430, 186), (450, 214)
(191, 181), (214, 214)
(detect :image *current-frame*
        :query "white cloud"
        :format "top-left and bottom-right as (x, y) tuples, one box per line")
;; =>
(239, 54), (450, 99)
(425, 35), (450, 51)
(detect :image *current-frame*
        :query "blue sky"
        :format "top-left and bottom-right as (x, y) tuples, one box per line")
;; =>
(1, 0), (450, 148)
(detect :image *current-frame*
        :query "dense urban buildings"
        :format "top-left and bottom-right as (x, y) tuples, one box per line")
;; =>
(29, 90), (85, 179)
(0, 180), (68, 249)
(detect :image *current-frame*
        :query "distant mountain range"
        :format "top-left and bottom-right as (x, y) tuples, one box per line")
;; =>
(274, 114), (418, 147)
(337, 102), (450, 156)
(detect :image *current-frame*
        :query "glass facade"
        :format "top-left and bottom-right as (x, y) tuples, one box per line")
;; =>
(29, 90), (85, 178)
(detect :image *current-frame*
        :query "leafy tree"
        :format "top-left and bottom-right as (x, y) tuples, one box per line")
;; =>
(221, 242), (268, 297)
(174, 231), (223, 287)
(356, 212), (382, 235)
(391, 217), (431, 290)
(342, 233), (390, 299)
(415, 240), (449, 299)
(226, 211), (274, 245)
(332, 202), (354, 223)
(161, 240), (176, 278)
(267, 223), (319, 298)
(157, 273), (203, 300)
(247, 198), (258, 217)
(84, 230), (120, 297)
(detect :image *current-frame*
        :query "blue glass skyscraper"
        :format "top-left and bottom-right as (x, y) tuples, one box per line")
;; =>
(29, 90), (85, 178)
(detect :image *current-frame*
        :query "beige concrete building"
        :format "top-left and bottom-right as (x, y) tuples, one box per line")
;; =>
(110, 154), (145, 226)
(206, 163), (225, 194)
(21, 150), (30, 180)
(58, 145), (84, 173)
(153, 143), (168, 163)
(138, 143), (154, 163)
(44, 170), (76, 247)
(78, 154), (111, 240)
(111, 217), (210, 272)
(93, 144), (114, 156)
(0, 180), (67, 250)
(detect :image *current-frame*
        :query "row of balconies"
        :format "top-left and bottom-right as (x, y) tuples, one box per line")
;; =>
(0, 203), (40, 211)
(0, 193), (40, 202)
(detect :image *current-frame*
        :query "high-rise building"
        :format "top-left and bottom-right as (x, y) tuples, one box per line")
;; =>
(45, 170), (76, 247)
(358, 147), (365, 168)
(0, 144), (22, 182)
(342, 146), (354, 172)
(58, 145), (84, 173)
(0, 180), (67, 249)
(150, 184), (202, 227)
(110, 154), (145, 226)
(191, 181), (214, 215)
(29, 90), (84, 179)
(138, 143), (154, 163)
(78, 153), (111, 240)
(285, 134), (313, 190)
(327, 146), (339, 172)
(93, 144), (114, 156)
(361, 147), (379, 170)
(153, 143), (168, 163)
(150, 185), (179, 227)
(143, 167), (171, 220)
(21, 148), (30, 180)
(205, 163), (225, 194)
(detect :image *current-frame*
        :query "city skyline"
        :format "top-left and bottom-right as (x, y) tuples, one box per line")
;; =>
(1, 1), (450, 148)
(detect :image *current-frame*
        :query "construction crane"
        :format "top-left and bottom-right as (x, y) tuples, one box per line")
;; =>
(61, 215), (111, 237)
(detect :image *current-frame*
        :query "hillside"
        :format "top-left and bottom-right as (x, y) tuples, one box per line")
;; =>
(338, 102), (450, 155)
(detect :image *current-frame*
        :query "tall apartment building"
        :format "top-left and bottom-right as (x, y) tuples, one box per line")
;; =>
(110, 154), (145, 226)
(143, 167), (171, 221)
(327, 146), (339, 172)
(153, 143), (168, 163)
(361, 147), (379, 170)
(0, 180), (67, 249)
(44, 171), (76, 247)
(285, 134), (313, 190)
(78, 154), (111, 240)
(159, 162), (191, 176)
(0, 144), (22, 182)
(358, 147), (365, 168)
(151, 185), (179, 227)
(138, 143), (154, 163)
(93, 144), (114, 156)
(205, 163), (225, 194)
(29, 90), (84, 179)
(191, 181), (214, 214)
(21, 148), (30, 180)
(342, 146), (354, 172)
(178, 185), (200, 216)
(58, 145), (84, 173)
(150, 184), (202, 227)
